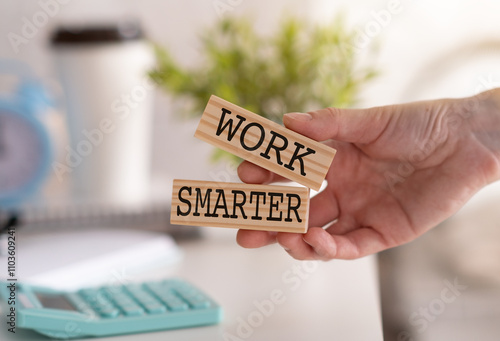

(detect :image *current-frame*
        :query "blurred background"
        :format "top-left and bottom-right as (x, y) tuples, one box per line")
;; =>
(0, 0), (499, 340)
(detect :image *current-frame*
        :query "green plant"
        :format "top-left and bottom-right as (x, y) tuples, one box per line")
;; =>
(150, 15), (378, 161)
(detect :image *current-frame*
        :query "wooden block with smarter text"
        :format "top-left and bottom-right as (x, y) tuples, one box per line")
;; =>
(171, 179), (309, 233)
(194, 95), (336, 191)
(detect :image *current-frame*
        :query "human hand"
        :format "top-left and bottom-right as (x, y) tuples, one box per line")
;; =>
(237, 90), (500, 260)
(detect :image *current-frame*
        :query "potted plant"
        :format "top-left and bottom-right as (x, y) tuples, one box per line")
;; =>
(150, 15), (378, 162)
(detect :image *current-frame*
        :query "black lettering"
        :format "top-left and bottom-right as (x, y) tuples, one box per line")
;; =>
(231, 190), (247, 219)
(259, 131), (288, 165)
(240, 122), (265, 151)
(250, 191), (266, 220)
(176, 186), (192, 216)
(284, 142), (316, 176)
(285, 193), (302, 222)
(215, 108), (246, 141)
(266, 192), (284, 221)
(194, 188), (212, 217)
(212, 189), (230, 218)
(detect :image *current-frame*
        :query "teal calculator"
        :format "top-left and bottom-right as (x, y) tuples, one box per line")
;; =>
(0, 279), (223, 339)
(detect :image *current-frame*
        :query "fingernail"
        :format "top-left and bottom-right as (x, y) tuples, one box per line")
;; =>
(278, 242), (291, 252)
(284, 112), (312, 122)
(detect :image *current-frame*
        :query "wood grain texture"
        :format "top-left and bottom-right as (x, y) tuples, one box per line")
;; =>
(194, 95), (336, 191)
(171, 179), (309, 233)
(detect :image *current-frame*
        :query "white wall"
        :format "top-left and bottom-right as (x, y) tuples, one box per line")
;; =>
(1, 0), (500, 203)
(3, 0), (500, 101)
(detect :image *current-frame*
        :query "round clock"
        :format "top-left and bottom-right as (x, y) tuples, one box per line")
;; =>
(0, 66), (52, 209)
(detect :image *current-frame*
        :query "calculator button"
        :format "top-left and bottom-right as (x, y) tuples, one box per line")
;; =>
(126, 284), (144, 292)
(79, 288), (100, 298)
(93, 297), (114, 308)
(144, 303), (167, 314)
(94, 303), (115, 313)
(143, 285), (179, 308)
(187, 298), (210, 309)
(114, 295), (136, 306)
(144, 283), (163, 293)
(135, 293), (155, 303)
(161, 295), (189, 311)
(121, 305), (145, 317)
(125, 287), (157, 305)
(175, 290), (210, 309)
(99, 307), (120, 318)
(167, 302), (189, 312)
(65, 279), (221, 336)
(101, 286), (124, 298)
(180, 293), (210, 309)
(176, 287), (196, 295)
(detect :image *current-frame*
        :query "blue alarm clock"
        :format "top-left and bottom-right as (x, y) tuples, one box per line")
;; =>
(0, 61), (52, 209)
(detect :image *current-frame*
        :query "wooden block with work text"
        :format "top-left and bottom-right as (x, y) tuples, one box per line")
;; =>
(194, 95), (336, 191)
(171, 179), (309, 233)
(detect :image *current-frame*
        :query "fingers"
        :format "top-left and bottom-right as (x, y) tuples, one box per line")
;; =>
(237, 160), (288, 184)
(328, 227), (389, 259)
(236, 106), (395, 260)
(271, 225), (390, 261)
(236, 230), (277, 248)
(283, 106), (391, 144)
(237, 223), (390, 260)
(277, 228), (337, 261)
(308, 189), (339, 228)
(239, 105), (392, 184)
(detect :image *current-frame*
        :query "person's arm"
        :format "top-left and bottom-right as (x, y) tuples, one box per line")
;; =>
(236, 89), (500, 260)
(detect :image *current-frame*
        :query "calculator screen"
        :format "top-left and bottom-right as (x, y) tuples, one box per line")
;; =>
(35, 293), (76, 311)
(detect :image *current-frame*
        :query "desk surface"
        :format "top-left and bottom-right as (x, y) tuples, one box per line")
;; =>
(1, 228), (382, 341)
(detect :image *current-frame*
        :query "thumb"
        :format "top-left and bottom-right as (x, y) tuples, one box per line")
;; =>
(283, 106), (391, 144)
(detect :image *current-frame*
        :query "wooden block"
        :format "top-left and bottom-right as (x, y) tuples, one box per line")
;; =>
(194, 95), (336, 191)
(171, 179), (309, 233)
